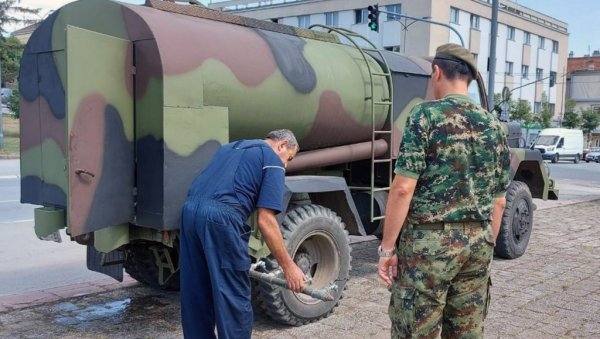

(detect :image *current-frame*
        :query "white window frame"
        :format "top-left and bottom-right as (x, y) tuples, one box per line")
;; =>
(298, 15), (310, 28)
(522, 65), (529, 79)
(470, 14), (480, 29)
(552, 40), (559, 53)
(387, 4), (401, 21)
(325, 12), (339, 26)
(539, 36), (545, 49)
(524, 31), (531, 45)
(505, 61), (513, 75)
(450, 7), (459, 24)
(507, 26), (515, 40)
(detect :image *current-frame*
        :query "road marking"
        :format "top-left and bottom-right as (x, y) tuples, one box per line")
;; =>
(0, 219), (34, 224)
(0, 175), (19, 180)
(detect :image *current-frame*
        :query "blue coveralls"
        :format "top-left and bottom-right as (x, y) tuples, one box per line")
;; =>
(180, 140), (286, 339)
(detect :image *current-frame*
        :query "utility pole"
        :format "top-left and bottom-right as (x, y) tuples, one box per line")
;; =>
(487, 0), (499, 110)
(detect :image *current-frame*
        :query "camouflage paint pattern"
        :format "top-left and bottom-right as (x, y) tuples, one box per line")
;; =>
(394, 94), (510, 224)
(19, 0), (402, 236)
(390, 222), (494, 338)
(19, 0), (555, 244)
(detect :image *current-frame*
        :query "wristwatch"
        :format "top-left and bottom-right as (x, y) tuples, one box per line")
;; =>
(378, 245), (396, 257)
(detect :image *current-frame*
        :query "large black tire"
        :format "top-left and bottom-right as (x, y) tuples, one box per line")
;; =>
(495, 181), (534, 259)
(124, 242), (180, 291)
(257, 204), (351, 326)
(574, 154), (580, 164)
(552, 153), (559, 163)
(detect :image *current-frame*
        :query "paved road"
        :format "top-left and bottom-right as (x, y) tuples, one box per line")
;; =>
(0, 200), (598, 338)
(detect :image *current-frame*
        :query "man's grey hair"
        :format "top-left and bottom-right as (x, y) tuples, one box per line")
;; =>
(266, 129), (299, 151)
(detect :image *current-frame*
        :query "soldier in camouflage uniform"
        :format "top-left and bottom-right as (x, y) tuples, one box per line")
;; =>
(378, 43), (510, 338)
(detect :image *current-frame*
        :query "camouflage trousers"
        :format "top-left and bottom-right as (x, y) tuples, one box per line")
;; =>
(389, 222), (495, 339)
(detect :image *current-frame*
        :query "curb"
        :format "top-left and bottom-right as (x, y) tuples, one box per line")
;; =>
(0, 276), (139, 313)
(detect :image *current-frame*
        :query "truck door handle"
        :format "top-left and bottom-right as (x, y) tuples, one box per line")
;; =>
(75, 168), (96, 180)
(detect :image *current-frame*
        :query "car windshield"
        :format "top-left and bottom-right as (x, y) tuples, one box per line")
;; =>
(590, 147), (600, 153)
(535, 135), (559, 146)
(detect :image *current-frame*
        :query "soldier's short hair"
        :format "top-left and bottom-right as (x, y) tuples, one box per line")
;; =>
(266, 129), (299, 152)
(433, 43), (477, 83)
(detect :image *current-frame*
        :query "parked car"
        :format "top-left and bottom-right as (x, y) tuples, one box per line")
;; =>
(585, 147), (600, 163)
(1, 88), (13, 105)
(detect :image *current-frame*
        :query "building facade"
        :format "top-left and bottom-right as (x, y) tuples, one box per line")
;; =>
(567, 53), (600, 147)
(209, 0), (569, 123)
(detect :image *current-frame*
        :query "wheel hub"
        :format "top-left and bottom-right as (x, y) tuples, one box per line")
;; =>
(512, 200), (531, 240)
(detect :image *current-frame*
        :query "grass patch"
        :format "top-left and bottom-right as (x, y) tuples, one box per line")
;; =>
(1, 115), (20, 157)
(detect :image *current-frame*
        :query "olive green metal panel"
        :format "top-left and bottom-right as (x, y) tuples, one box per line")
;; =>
(66, 25), (134, 237)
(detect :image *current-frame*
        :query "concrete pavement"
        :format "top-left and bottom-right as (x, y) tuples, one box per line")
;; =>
(0, 199), (598, 338)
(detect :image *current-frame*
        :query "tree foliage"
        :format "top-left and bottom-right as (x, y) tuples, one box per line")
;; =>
(7, 87), (20, 118)
(581, 108), (600, 137)
(0, 0), (40, 35)
(535, 92), (553, 128)
(561, 99), (580, 128)
(0, 36), (24, 87)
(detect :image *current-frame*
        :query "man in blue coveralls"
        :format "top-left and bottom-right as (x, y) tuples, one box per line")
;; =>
(179, 129), (306, 339)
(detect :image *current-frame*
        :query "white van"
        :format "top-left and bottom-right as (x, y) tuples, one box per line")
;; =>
(532, 128), (584, 163)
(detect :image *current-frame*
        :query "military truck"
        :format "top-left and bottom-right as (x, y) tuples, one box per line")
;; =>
(19, 0), (557, 326)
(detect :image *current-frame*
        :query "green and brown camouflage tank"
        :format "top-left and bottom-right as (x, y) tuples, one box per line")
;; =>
(20, 0), (396, 238)
(19, 0), (556, 246)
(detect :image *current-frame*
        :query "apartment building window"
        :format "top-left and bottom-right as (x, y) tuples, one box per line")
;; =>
(534, 101), (541, 114)
(505, 62), (513, 75)
(522, 65), (529, 79)
(539, 36), (545, 49)
(536, 68), (543, 80)
(325, 12), (339, 26)
(298, 15), (310, 28)
(507, 26), (515, 40)
(524, 31), (531, 44)
(470, 14), (480, 29)
(472, 53), (478, 64)
(355, 9), (368, 24)
(450, 7), (459, 24)
(552, 40), (559, 53)
(387, 4), (401, 21)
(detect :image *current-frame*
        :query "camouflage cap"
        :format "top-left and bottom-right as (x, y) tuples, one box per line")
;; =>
(434, 43), (478, 78)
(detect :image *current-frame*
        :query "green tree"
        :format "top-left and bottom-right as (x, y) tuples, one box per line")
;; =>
(7, 87), (20, 118)
(511, 99), (534, 124)
(561, 99), (580, 128)
(0, 0), (39, 35)
(581, 108), (600, 141)
(0, 37), (24, 87)
(535, 92), (553, 128)
(562, 111), (581, 129)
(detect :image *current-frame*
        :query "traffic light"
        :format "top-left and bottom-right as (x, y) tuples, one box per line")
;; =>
(368, 4), (379, 32)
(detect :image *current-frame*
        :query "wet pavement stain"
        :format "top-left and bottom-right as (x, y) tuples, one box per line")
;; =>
(50, 295), (170, 331)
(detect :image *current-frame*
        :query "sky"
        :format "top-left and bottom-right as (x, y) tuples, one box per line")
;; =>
(7, 0), (599, 57)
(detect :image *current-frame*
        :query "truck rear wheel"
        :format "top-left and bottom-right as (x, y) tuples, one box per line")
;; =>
(495, 181), (533, 259)
(256, 204), (351, 326)
(574, 154), (580, 164)
(124, 242), (180, 291)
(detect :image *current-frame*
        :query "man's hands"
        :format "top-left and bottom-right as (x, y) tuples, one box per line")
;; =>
(257, 208), (306, 293)
(378, 254), (398, 286)
(281, 262), (306, 293)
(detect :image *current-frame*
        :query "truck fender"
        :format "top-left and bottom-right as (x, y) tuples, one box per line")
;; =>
(282, 176), (366, 236)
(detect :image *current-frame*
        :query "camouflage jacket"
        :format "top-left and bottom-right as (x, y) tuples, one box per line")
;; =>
(394, 94), (510, 224)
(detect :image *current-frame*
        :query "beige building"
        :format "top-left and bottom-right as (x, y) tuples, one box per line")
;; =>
(209, 0), (569, 124)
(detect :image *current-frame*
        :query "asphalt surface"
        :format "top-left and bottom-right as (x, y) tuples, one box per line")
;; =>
(0, 199), (598, 338)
